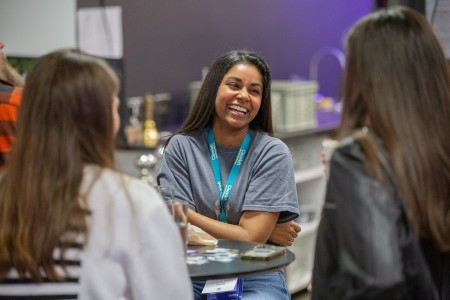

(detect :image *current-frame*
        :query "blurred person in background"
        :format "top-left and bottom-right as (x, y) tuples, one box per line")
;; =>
(0, 49), (193, 299)
(312, 6), (450, 300)
(0, 39), (24, 168)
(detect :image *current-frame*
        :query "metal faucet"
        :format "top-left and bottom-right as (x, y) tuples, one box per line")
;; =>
(309, 46), (346, 83)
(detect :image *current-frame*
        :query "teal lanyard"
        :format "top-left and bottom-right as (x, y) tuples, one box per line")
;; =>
(208, 128), (252, 222)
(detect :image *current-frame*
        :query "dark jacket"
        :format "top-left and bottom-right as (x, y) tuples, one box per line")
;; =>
(311, 138), (447, 300)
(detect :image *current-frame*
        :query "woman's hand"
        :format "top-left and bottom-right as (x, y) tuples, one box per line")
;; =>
(0, 40), (25, 86)
(268, 221), (301, 246)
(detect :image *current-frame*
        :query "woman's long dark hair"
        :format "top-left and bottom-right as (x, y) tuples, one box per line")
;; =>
(0, 49), (119, 281)
(339, 6), (450, 250)
(165, 50), (272, 146)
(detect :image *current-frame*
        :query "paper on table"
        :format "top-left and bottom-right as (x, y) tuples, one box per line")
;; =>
(187, 224), (218, 246)
(202, 278), (238, 294)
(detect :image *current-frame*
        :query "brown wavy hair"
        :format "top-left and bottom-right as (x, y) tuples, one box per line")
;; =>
(339, 6), (450, 250)
(0, 49), (119, 281)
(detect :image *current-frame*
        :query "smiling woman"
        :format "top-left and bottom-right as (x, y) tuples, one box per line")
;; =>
(213, 63), (263, 146)
(157, 50), (301, 300)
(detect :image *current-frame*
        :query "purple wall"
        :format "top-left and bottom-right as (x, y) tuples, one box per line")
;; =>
(78, 0), (373, 128)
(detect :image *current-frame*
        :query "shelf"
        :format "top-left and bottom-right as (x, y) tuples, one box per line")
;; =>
(286, 220), (319, 294)
(294, 166), (325, 183)
(285, 270), (312, 294)
(274, 110), (340, 140)
(278, 120), (334, 295)
(298, 219), (320, 236)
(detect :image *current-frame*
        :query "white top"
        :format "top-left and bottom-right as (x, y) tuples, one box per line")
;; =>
(0, 166), (193, 300)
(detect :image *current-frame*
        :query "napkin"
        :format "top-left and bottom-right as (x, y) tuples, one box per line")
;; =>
(187, 224), (218, 246)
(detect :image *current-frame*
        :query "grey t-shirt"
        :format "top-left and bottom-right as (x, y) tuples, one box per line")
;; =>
(157, 128), (299, 224)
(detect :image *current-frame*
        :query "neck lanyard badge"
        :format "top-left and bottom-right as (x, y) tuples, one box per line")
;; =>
(208, 128), (252, 222)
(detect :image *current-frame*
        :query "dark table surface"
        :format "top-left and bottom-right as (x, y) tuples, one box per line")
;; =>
(187, 240), (295, 281)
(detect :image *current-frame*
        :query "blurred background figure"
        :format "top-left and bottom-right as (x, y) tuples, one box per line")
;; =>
(0, 49), (193, 299)
(312, 6), (450, 300)
(0, 39), (24, 168)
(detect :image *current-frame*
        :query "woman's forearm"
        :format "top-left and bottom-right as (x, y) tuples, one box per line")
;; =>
(0, 53), (25, 87)
(188, 209), (278, 243)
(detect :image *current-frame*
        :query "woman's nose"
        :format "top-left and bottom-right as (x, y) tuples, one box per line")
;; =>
(238, 88), (249, 100)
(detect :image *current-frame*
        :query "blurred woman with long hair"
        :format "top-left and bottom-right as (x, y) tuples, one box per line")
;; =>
(0, 49), (193, 299)
(312, 6), (450, 300)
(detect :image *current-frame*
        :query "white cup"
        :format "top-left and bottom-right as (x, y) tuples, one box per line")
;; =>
(165, 199), (188, 254)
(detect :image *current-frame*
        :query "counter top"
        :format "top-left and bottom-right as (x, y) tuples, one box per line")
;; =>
(274, 109), (340, 139)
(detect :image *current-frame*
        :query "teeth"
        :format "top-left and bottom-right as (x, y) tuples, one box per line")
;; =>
(229, 104), (248, 113)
